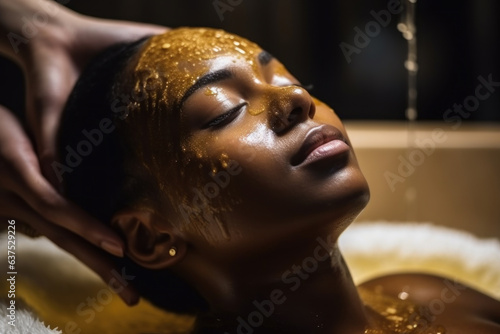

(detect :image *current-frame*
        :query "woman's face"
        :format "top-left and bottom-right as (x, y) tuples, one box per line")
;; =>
(134, 28), (369, 257)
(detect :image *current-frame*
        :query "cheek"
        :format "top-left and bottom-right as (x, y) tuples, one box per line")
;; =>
(239, 122), (277, 157)
(183, 125), (285, 211)
(174, 134), (247, 243)
(180, 130), (255, 196)
(187, 122), (278, 172)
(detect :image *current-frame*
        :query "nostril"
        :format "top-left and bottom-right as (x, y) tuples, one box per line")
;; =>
(308, 102), (316, 119)
(287, 107), (303, 124)
(271, 116), (287, 133)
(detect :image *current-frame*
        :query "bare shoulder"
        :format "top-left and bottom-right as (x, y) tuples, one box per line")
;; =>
(359, 273), (500, 333)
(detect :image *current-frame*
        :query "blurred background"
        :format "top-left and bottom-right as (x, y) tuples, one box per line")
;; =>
(1, 0), (499, 121)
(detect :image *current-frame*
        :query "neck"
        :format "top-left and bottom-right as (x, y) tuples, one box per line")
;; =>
(192, 234), (369, 333)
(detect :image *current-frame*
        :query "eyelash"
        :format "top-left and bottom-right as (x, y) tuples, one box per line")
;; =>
(204, 102), (247, 129)
(202, 83), (312, 129)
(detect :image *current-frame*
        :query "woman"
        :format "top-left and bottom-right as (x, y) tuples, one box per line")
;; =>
(58, 27), (500, 333)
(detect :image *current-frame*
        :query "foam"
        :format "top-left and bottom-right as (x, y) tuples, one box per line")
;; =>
(340, 222), (500, 298)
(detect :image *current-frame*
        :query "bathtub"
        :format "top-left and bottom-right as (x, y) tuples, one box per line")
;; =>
(345, 121), (500, 239)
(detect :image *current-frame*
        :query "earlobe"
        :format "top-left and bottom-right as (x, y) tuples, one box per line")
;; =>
(111, 209), (186, 269)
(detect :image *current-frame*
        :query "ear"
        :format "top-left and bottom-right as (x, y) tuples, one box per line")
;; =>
(111, 209), (186, 269)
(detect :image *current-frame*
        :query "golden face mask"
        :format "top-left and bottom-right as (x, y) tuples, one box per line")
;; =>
(112, 28), (264, 239)
(126, 27), (262, 114)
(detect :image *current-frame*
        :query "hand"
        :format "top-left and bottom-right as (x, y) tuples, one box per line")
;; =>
(0, 0), (168, 305)
(10, 3), (167, 185)
(0, 106), (140, 304)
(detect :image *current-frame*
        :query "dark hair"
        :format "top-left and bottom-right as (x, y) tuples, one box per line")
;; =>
(57, 37), (208, 314)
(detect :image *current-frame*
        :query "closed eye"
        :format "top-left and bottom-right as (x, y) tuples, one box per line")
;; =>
(203, 102), (247, 129)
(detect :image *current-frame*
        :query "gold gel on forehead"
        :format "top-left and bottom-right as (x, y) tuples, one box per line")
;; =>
(133, 27), (263, 108)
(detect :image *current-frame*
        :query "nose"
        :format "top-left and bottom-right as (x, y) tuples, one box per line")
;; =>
(268, 86), (315, 134)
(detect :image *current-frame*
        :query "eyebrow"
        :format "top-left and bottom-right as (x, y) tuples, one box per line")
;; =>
(180, 51), (275, 106)
(180, 69), (233, 106)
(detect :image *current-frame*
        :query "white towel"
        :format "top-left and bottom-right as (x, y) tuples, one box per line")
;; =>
(0, 298), (61, 334)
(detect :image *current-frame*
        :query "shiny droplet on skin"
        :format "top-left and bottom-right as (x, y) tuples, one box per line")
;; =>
(235, 48), (246, 55)
(385, 307), (397, 315)
(360, 287), (446, 334)
(435, 326), (446, 334)
(205, 87), (219, 96)
(398, 291), (409, 300)
(220, 153), (229, 169)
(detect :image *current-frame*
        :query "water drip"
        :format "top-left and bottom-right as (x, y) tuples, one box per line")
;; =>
(399, 0), (418, 221)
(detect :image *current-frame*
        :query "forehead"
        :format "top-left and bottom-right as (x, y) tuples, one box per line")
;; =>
(133, 28), (263, 102)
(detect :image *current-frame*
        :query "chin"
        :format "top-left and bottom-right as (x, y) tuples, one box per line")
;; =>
(343, 165), (370, 210)
(313, 165), (371, 233)
(343, 180), (370, 221)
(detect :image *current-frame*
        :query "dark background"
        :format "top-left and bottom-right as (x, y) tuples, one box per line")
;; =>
(1, 0), (499, 121)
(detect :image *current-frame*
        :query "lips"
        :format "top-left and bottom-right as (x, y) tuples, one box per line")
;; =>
(291, 124), (350, 166)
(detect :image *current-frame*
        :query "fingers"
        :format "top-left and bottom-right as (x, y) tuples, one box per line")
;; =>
(24, 49), (77, 189)
(0, 106), (124, 257)
(21, 181), (125, 257)
(1, 106), (135, 303)
(70, 15), (168, 63)
(101, 20), (168, 38)
(17, 166), (125, 257)
(81, 17), (169, 47)
(0, 191), (139, 306)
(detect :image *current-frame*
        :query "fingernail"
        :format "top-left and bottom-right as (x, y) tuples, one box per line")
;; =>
(101, 240), (124, 257)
